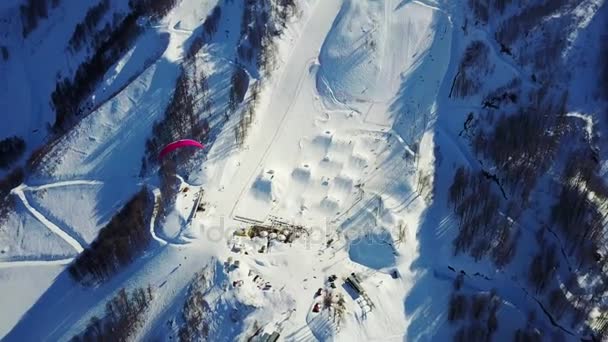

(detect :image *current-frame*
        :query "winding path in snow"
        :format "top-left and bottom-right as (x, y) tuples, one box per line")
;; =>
(24, 180), (103, 191)
(149, 187), (169, 246)
(1, 178), (183, 269)
(11, 185), (84, 253)
(0, 181), (104, 268)
(0, 257), (74, 269)
(10, 185), (85, 254)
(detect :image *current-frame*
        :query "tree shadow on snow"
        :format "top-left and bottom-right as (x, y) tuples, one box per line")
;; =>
(401, 129), (462, 341)
(3, 243), (171, 341)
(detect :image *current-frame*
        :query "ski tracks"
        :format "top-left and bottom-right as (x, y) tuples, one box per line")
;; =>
(2, 179), (185, 269)
(0, 257), (74, 269)
(2, 180), (96, 268)
(149, 187), (169, 246)
(11, 185), (85, 254)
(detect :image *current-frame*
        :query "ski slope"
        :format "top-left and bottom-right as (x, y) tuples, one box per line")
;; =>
(1, 0), (604, 340)
(0, 0), (451, 339)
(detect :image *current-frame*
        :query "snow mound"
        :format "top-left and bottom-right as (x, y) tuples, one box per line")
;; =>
(291, 165), (312, 184)
(251, 170), (282, 202)
(317, 0), (441, 108)
(317, 0), (385, 104)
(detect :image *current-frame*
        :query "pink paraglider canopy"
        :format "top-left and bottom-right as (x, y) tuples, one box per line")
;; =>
(158, 139), (205, 160)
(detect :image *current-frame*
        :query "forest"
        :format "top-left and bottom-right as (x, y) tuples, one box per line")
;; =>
(0, 136), (26, 169)
(448, 274), (501, 342)
(447, 0), (608, 338)
(52, 0), (179, 132)
(0, 168), (24, 225)
(67, 0), (111, 52)
(20, 0), (61, 38)
(68, 188), (151, 285)
(71, 286), (154, 341)
(448, 167), (519, 268)
(178, 268), (212, 341)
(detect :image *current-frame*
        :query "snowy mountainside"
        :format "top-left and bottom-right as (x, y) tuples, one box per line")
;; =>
(0, 0), (133, 171)
(1, 0), (607, 341)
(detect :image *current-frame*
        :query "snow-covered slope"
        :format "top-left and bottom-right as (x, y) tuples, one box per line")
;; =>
(1, 0), (606, 340)
(0, 0), (132, 169)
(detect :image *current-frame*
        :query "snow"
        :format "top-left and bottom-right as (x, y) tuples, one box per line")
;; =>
(1, 0), (441, 338)
(184, 0), (445, 339)
(1, 0), (605, 340)
(88, 30), (170, 111)
(0, 0), (132, 168)
(566, 112), (594, 140)
(0, 264), (65, 339)
(0, 200), (75, 263)
(23, 182), (115, 246)
(12, 185), (84, 253)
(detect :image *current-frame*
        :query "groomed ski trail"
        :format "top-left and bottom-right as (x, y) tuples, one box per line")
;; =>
(23, 180), (104, 192)
(0, 257), (74, 269)
(11, 186), (85, 254)
(226, 0), (344, 219)
(149, 188), (169, 246)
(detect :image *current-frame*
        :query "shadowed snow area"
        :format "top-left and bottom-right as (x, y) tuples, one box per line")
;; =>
(317, 1), (441, 107)
(0, 0), (450, 339)
(7, 0), (600, 339)
(348, 230), (396, 270)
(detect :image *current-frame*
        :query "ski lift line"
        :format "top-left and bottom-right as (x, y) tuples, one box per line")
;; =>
(229, 58), (318, 220)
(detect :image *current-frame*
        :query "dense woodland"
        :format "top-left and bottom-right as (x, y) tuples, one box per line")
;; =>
(52, 0), (179, 132)
(178, 269), (212, 341)
(1, 46), (9, 61)
(128, 0), (178, 20)
(0, 168), (24, 225)
(20, 0), (61, 38)
(67, 0), (111, 52)
(474, 87), (568, 201)
(143, 67), (207, 215)
(448, 275), (501, 342)
(0, 136), (26, 169)
(71, 286), (154, 341)
(69, 188), (151, 285)
(450, 40), (493, 99)
(447, 0), (608, 339)
(448, 167), (519, 268)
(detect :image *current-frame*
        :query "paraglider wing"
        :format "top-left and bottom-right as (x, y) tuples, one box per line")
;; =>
(158, 139), (205, 160)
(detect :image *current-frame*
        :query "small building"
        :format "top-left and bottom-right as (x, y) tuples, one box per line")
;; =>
(267, 332), (280, 342)
(259, 332), (280, 342)
(345, 273), (364, 294)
